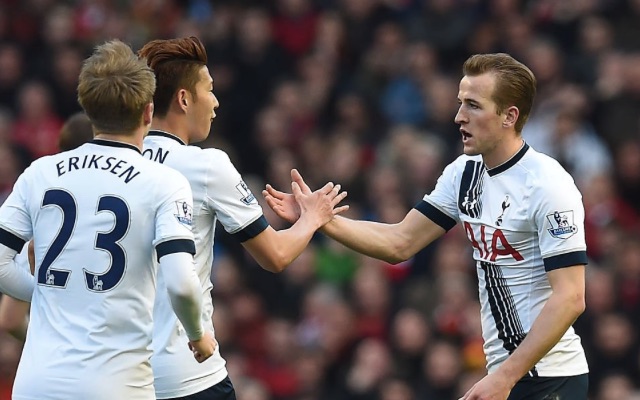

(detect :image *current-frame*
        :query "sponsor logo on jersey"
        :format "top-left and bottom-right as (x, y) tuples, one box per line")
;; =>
(236, 181), (256, 205)
(174, 200), (193, 226)
(546, 210), (578, 239)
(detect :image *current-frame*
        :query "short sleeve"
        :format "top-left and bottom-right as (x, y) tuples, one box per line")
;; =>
(204, 151), (267, 241)
(414, 161), (460, 231)
(531, 173), (588, 271)
(153, 170), (196, 261)
(0, 171), (33, 250)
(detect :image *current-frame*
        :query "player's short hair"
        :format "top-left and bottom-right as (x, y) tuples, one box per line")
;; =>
(77, 40), (155, 134)
(58, 112), (94, 151)
(137, 36), (208, 117)
(463, 53), (536, 133)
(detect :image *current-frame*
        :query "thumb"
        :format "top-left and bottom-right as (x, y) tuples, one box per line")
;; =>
(291, 181), (302, 198)
(292, 169), (312, 194)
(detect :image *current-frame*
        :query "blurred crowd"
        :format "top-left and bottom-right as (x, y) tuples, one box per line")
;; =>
(0, 0), (640, 399)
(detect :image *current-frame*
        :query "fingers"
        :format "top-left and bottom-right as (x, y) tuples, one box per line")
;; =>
(291, 181), (302, 197)
(331, 190), (348, 207)
(291, 169), (312, 194)
(332, 205), (350, 215)
(264, 184), (286, 199)
(319, 181), (335, 195)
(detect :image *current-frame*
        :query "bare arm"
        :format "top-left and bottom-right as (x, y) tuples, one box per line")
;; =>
(264, 169), (446, 264)
(321, 210), (446, 264)
(463, 264), (586, 400)
(244, 181), (348, 273)
(0, 295), (29, 341)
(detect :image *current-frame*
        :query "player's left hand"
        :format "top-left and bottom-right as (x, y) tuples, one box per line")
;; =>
(459, 373), (512, 400)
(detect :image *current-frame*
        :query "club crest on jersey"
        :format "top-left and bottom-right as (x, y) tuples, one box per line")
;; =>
(236, 181), (256, 205)
(546, 210), (578, 239)
(174, 200), (193, 226)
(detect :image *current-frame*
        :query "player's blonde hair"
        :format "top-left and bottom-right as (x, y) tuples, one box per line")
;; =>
(463, 53), (536, 133)
(77, 40), (156, 134)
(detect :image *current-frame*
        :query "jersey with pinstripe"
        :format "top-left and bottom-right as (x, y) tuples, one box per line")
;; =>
(415, 143), (589, 377)
(0, 139), (196, 400)
(143, 130), (268, 399)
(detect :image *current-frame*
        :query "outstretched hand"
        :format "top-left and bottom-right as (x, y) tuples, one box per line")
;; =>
(262, 169), (348, 226)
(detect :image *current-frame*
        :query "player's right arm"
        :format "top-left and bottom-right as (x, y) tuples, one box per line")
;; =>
(0, 295), (29, 341)
(242, 181), (348, 273)
(320, 210), (446, 264)
(264, 169), (455, 264)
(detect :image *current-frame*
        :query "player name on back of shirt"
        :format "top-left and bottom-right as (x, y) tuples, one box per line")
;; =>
(55, 153), (141, 183)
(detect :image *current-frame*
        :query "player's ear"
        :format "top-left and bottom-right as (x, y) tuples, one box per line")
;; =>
(502, 106), (519, 129)
(143, 102), (154, 126)
(177, 90), (188, 111)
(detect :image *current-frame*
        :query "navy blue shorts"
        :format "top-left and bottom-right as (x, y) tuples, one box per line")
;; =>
(165, 375), (236, 400)
(508, 373), (588, 400)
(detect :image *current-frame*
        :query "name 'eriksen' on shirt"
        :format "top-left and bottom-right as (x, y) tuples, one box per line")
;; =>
(56, 154), (141, 183)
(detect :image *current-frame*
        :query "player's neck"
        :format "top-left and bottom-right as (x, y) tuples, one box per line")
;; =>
(94, 131), (144, 152)
(150, 118), (190, 145)
(483, 136), (525, 170)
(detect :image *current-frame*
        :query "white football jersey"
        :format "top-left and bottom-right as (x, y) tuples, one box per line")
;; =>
(0, 139), (196, 400)
(143, 131), (267, 398)
(418, 143), (589, 377)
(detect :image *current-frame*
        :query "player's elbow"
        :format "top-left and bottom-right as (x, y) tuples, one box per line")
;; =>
(573, 293), (586, 316)
(0, 317), (18, 332)
(259, 255), (289, 273)
(384, 238), (414, 264)
(566, 291), (586, 317)
(382, 253), (408, 265)
(0, 316), (26, 339)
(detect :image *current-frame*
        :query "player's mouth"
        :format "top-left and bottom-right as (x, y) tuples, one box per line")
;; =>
(461, 128), (472, 142)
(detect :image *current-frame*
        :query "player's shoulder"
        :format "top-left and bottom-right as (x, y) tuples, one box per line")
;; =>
(144, 158), (188, 181)
(521, 146), (574, 182)
(444, 153), (484, 175)
(521, 146), (579, 195)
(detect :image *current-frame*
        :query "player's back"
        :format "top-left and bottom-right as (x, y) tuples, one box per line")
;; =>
(11, 139), (193, 400)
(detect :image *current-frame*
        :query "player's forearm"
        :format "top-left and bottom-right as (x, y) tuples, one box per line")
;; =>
(247, 216), (318, 273)
(0, 296), (29, 342)
(320, 216), (409, 264)
(495, 290), (585, 385)
(0, 245), (34, 302)
(160, 252), (204, 341)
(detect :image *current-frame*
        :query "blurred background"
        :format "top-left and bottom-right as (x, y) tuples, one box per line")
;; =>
(0, 0), (639, 399)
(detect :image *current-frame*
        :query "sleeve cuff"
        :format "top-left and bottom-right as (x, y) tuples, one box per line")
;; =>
(543, 250), (588, 271)
(0, 228), (26, 253)
(231, 215), (269, 242)
(156, 239), (196, 261)
(414, 200), (457, 231)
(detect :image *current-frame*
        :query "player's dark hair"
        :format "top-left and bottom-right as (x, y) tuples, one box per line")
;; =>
(463, 53), (536, 133)
(78, 40), (155, 134)
(58, 112), (94, 151)
(137, 36), (208, 117)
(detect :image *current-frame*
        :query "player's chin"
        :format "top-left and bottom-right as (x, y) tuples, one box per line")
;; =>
(461, 144), (480, 156)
